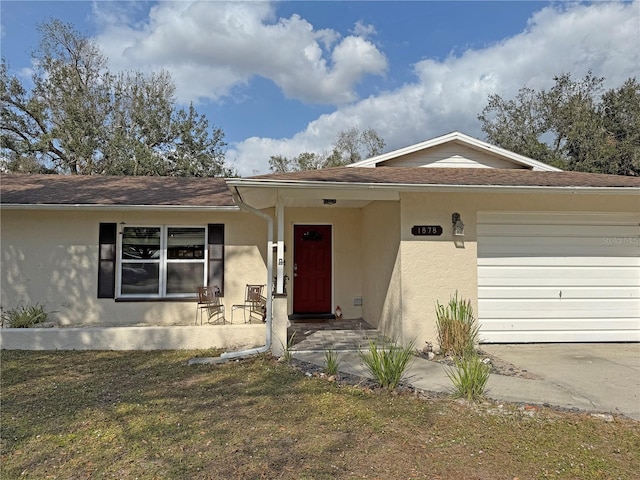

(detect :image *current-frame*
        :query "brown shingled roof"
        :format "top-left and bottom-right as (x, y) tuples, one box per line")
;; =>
(2, 168), (638, 208)
(0, 174), (236, 207)
(249, 167), (640, 188)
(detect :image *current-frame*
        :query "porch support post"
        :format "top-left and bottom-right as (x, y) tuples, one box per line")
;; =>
(272, 197), (289, 358)
(271, 294), (289, 357)
(276, 196), (285, 294)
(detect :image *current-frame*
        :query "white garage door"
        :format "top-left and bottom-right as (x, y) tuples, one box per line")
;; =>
(478, 212), (640, 343)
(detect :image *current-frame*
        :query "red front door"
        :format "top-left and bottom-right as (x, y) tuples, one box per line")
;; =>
(293, 225), (332, 314)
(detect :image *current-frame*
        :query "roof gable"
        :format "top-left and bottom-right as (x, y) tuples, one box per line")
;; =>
(348, 131), (562, 171)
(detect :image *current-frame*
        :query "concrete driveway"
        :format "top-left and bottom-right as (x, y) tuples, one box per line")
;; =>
(480, 343), (640, 421)
(293, 343), (640, 421)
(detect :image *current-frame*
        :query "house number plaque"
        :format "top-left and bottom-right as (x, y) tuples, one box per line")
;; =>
(411, 225), (443, 236)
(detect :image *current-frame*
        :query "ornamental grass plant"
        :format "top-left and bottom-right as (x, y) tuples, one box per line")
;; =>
(446, 353), (491, 402)
(436, 292), (489, 402)
(281, 331), (296, 363)
(0, 303), (50, 328)
(324, 349), (340, 376)
(359, 338), (415, 389)
(435, 292), (479, 357)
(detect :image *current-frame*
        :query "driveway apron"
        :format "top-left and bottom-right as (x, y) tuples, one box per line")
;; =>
(480, 343), (640, 421)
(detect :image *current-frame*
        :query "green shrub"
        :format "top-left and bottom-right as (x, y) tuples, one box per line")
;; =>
(435, 292), (479, 357)
(324, 349), (340, 376)
(359, 338), (415, 390)
(446, 354), (491, 402)
(1, 303), (50, 328)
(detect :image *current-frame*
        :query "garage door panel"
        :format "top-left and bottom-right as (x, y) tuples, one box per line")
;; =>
(480, 245), (638, 257)
(479, 286), (639, 299)
(478, 267), (639, 287)
(478, 237), (639, 256)
(481, 330), (640, 343)
(480, 318), (640, 331)
(478, 256), (639, 267)
(478, 212), (640, 343)
(478, 224), (639, 238)
(479, 299), (640, 318)
(478, 211), (638, 226)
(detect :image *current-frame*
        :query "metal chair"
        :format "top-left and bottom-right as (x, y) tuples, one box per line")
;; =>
(195, 285), (225, 325)
(231, 284), (267, 323)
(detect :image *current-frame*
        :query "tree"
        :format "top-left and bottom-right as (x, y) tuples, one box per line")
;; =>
(1, 19), (233, 176)
(599, 79), (640, 176)
(269, 127), (385, 173)
(478, 72), (640, 176)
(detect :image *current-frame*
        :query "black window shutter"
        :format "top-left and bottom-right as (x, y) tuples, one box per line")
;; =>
(98, 223), (117, 298)
(208, 224), (224, 296)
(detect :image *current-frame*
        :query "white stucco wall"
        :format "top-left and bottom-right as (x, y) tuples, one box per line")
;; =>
(3, 189), (637, 351)
(399, 193), (477, 347)
(361, 201), (402, 337)
(1, 208), (267, 328)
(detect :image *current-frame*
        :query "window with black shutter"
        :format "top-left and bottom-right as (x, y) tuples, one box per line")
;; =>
(100, 223), (225, 299)
(208, 224), (225, 296)
(98, 223), (117, 298)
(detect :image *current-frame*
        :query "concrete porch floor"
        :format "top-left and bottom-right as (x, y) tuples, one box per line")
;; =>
(287, 318), (386, 352)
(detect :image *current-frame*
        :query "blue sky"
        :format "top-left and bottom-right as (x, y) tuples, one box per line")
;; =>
(1, 1), (638, 175)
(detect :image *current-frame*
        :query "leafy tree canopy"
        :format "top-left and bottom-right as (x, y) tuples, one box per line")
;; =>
(1, 19), (235, 176)
(478, 72), (639, 176)
(269, 127), (385, 173)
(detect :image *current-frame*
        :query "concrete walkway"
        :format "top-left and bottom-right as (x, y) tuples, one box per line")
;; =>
(293, 343), (640, 421)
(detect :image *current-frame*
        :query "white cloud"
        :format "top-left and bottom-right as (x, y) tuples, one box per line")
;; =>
(93, 1), (387, 105)
(229, 1), (640, 175)
(352, 21), (377, 38)
(87, 1), (638, 175)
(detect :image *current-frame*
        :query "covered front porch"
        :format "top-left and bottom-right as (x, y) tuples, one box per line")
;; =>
(229, 175), (405, 357)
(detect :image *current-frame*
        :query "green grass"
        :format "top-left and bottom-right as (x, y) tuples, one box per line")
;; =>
(2, 350), (639, 479)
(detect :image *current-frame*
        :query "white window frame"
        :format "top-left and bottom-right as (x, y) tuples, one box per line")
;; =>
(116, 225), (208, 299)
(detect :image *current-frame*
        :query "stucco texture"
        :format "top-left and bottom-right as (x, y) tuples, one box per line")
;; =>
(1, 209), (267, 328)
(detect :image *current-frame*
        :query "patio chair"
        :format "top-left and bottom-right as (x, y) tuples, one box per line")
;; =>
(231, 284), (267, 324)
(195, 285), (225, 325)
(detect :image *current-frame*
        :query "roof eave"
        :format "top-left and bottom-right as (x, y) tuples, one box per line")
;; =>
(228, 179), (639, 195)
(0, 204), (241, 211)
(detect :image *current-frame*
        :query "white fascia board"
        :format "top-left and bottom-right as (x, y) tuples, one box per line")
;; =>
(393, 184), (638, 195)
(228, 179), (639, 196)
(0, 204), (241, 211)
(348, 131), (562, 171)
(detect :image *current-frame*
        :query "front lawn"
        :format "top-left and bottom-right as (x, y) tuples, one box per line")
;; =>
(1, 350), (638, 479)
